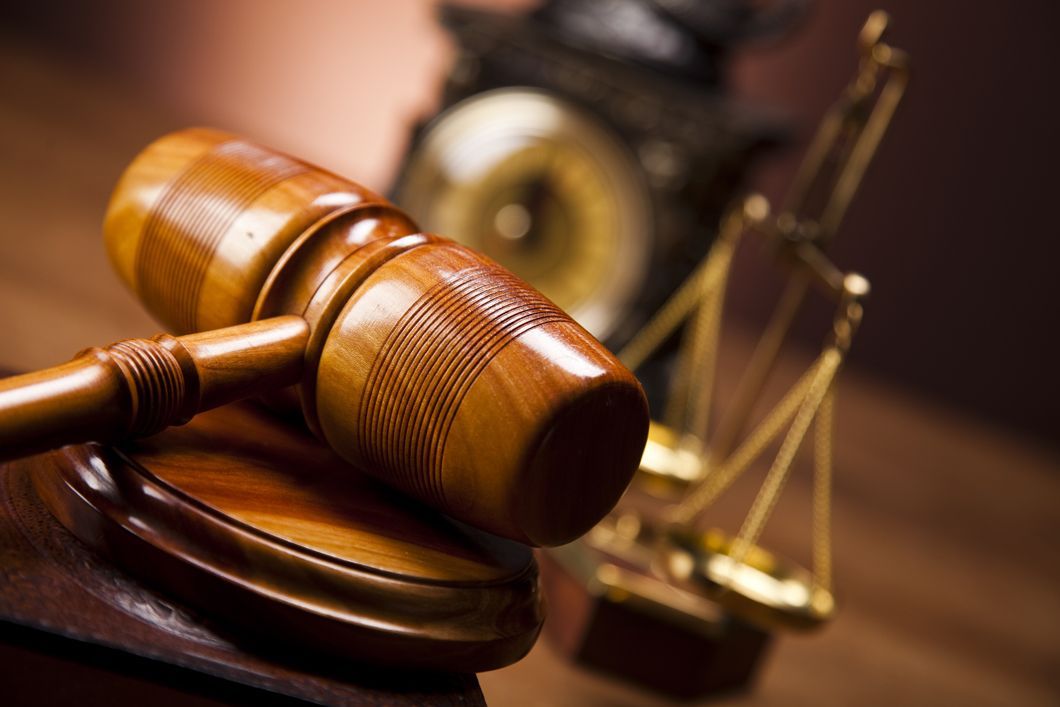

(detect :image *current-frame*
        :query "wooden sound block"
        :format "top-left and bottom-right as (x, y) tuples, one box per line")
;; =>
(23, 402), (543, 673)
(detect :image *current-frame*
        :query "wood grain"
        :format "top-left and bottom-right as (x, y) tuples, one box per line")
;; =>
(0, 442), (485, 705)
(24, 401), (543, 673)
(315, 239), (648, 545)
(0, 317), (309, 460)
(105, 127), (387, 335)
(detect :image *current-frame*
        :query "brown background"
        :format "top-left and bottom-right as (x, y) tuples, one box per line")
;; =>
(0, 1), (1058, 705)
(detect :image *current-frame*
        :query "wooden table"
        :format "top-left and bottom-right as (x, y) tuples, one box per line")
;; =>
(1, 32), (1057, 706)
(479, 359), (1060, 706)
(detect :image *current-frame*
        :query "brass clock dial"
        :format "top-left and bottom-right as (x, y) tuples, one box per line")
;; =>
(396, 89), (652, 342)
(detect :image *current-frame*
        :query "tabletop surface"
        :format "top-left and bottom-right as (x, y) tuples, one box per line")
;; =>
(0, 34), (1057, 707)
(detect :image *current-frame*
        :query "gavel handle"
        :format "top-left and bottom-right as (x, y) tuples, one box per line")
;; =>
(0, 316), (309, 461)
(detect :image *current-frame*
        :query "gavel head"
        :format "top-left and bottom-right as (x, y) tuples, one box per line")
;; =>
(103, 128), (649, 546)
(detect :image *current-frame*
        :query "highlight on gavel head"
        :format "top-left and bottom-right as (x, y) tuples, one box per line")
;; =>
(103, 128), (649, 546)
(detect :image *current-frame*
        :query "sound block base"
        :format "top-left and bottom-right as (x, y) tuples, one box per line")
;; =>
(8, 402), (542, 676)
(0, 456), (483, 705)
(540, 542), (771, 699)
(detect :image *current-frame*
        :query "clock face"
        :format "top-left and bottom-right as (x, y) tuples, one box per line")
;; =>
(396, 88), (652, 342)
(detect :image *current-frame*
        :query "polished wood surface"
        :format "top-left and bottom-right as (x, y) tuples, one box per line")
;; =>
(103, 127), (397, 335)
(0, 442), (485, 705)
(0, 317), (309, 460)
(22, 401), (542, 673)
(313, 238), (648, 546)
(0, 128), (649, 545)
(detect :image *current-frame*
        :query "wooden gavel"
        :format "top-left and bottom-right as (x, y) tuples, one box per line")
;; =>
(0, 128), (649, 546)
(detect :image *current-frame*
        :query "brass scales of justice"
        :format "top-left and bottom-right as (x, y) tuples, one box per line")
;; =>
(540, 11), (909, 696)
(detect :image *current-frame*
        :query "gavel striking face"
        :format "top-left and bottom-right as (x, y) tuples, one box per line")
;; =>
(0, 128), (649, 546)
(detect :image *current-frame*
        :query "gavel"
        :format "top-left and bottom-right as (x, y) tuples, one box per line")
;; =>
(0, 128), (649, 546)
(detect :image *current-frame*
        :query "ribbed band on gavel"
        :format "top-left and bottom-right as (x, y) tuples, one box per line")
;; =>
(96, 128), (648, 545)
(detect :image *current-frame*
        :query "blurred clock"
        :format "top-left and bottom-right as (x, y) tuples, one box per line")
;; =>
(397, 88), (651, 340)
(393, 0), (797, 347)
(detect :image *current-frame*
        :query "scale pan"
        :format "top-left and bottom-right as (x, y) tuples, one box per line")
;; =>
(656, 526), (834, 632)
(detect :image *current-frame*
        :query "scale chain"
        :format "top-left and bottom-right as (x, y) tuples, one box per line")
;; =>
(668, 352), (826, 527)
(727, 347), (842, 578)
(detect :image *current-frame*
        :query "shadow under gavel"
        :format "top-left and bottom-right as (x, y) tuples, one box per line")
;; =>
(0, 128), (649, 546)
